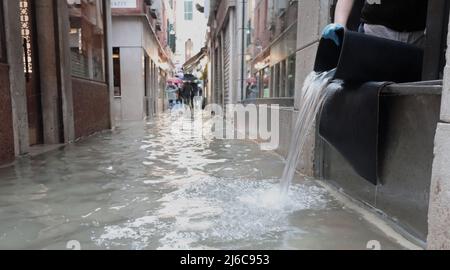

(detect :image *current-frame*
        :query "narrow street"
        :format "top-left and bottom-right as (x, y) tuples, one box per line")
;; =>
(0, 113), (412, 250)
(0, 0), (449, 254)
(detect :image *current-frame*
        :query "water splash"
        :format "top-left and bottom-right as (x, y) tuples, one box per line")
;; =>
(280, 70), (336, 195)
(93, 177), (328, 250)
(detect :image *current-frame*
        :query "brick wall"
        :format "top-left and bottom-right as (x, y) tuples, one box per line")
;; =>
(0, 63), (15, 165)
(254, 0), (271, 51)
(72, 78), (111, 139)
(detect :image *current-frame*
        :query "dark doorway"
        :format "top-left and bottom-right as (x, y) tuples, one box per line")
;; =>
(113, 47), (122, 97)
(20, 0), (43, 146)
(144, 55), (150, 118)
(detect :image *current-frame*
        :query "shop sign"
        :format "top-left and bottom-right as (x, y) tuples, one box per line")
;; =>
(111, 0), (137, 9)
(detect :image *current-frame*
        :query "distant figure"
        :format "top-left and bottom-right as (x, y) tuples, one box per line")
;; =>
(190, 83), (200, 108)
(176, 85), (183, 105)
(181, 83), (193, 107)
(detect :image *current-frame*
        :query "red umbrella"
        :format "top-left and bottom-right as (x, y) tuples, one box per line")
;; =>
(167, 78), (183, 86)
(246, 77), (257, 84)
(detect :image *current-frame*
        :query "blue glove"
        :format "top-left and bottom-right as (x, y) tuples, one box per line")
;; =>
(322, 23), (344, 46)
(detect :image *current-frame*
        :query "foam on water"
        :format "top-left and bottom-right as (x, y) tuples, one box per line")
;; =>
(93, 175), (328, 250)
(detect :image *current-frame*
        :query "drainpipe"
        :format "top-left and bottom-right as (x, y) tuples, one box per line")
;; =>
(240, 0), (246, 101)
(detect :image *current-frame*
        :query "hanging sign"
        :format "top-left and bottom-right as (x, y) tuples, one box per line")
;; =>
(111, 0), (137, 9)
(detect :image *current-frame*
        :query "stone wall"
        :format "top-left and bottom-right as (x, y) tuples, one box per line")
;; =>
(427, 23), (450, 249)
(293, 0), (331, 175)
(4, 0), (30, 156)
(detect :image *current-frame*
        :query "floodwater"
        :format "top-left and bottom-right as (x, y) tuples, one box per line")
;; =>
(0, 114), (410, 250)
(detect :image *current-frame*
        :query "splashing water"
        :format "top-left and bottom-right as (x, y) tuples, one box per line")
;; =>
(280, 70), (336, 195)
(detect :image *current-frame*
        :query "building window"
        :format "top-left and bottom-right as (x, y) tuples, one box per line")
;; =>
(168, 22), (176, 53)
(0, 2), (6, 63)
(254, 71), (261, 98)
(246, 20), (252, 48)
(184, 0), (193, 20)
(287, 54), (296, 97)
(269, 66), (275, 97)
(67, 0), (106, 82)
(113, 47), (121, 97)
(259, 67), (270, 98)
(280, 60), (287, 97)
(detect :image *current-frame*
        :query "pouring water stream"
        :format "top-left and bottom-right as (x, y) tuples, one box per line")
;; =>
(280, 69), (336, 195)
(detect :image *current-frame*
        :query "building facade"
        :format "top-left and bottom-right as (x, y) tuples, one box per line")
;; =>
(111, 0), (175, 121)
(427, 2), (450, 250)
(207, 0), (246, 106)
(248, 0), (298, 101)
(0, 0), (114, 166)
(173, 0), (208, 67)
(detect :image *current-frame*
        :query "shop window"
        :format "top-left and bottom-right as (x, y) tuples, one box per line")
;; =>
(280, 59), (287, 97)
(0, 2), (6, 63)
(261, 67), (270, 98)
(113, 47), (121, 97)
(287, 54), (296, 97)
(269, 66), (275, 97)
(67, 0), (106, 82)
(273, 63), (281, 97)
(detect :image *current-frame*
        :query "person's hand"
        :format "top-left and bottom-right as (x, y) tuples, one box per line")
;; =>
(322, 23), (344, 46)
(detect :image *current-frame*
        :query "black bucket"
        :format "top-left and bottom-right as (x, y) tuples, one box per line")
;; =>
(314, 29), (424, 83)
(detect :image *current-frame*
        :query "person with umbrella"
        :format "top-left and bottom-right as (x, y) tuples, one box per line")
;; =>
(181, 81), (193, 107)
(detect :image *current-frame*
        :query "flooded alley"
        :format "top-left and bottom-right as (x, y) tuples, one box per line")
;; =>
(0, 114), (415, 250)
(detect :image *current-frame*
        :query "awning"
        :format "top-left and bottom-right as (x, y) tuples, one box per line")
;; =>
(183, 47), (207, 73)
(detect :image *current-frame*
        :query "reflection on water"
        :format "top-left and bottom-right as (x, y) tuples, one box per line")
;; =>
(0, 114), (406, 250)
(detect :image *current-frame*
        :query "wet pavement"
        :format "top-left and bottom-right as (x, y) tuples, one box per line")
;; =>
(0, 113), (411, 250)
